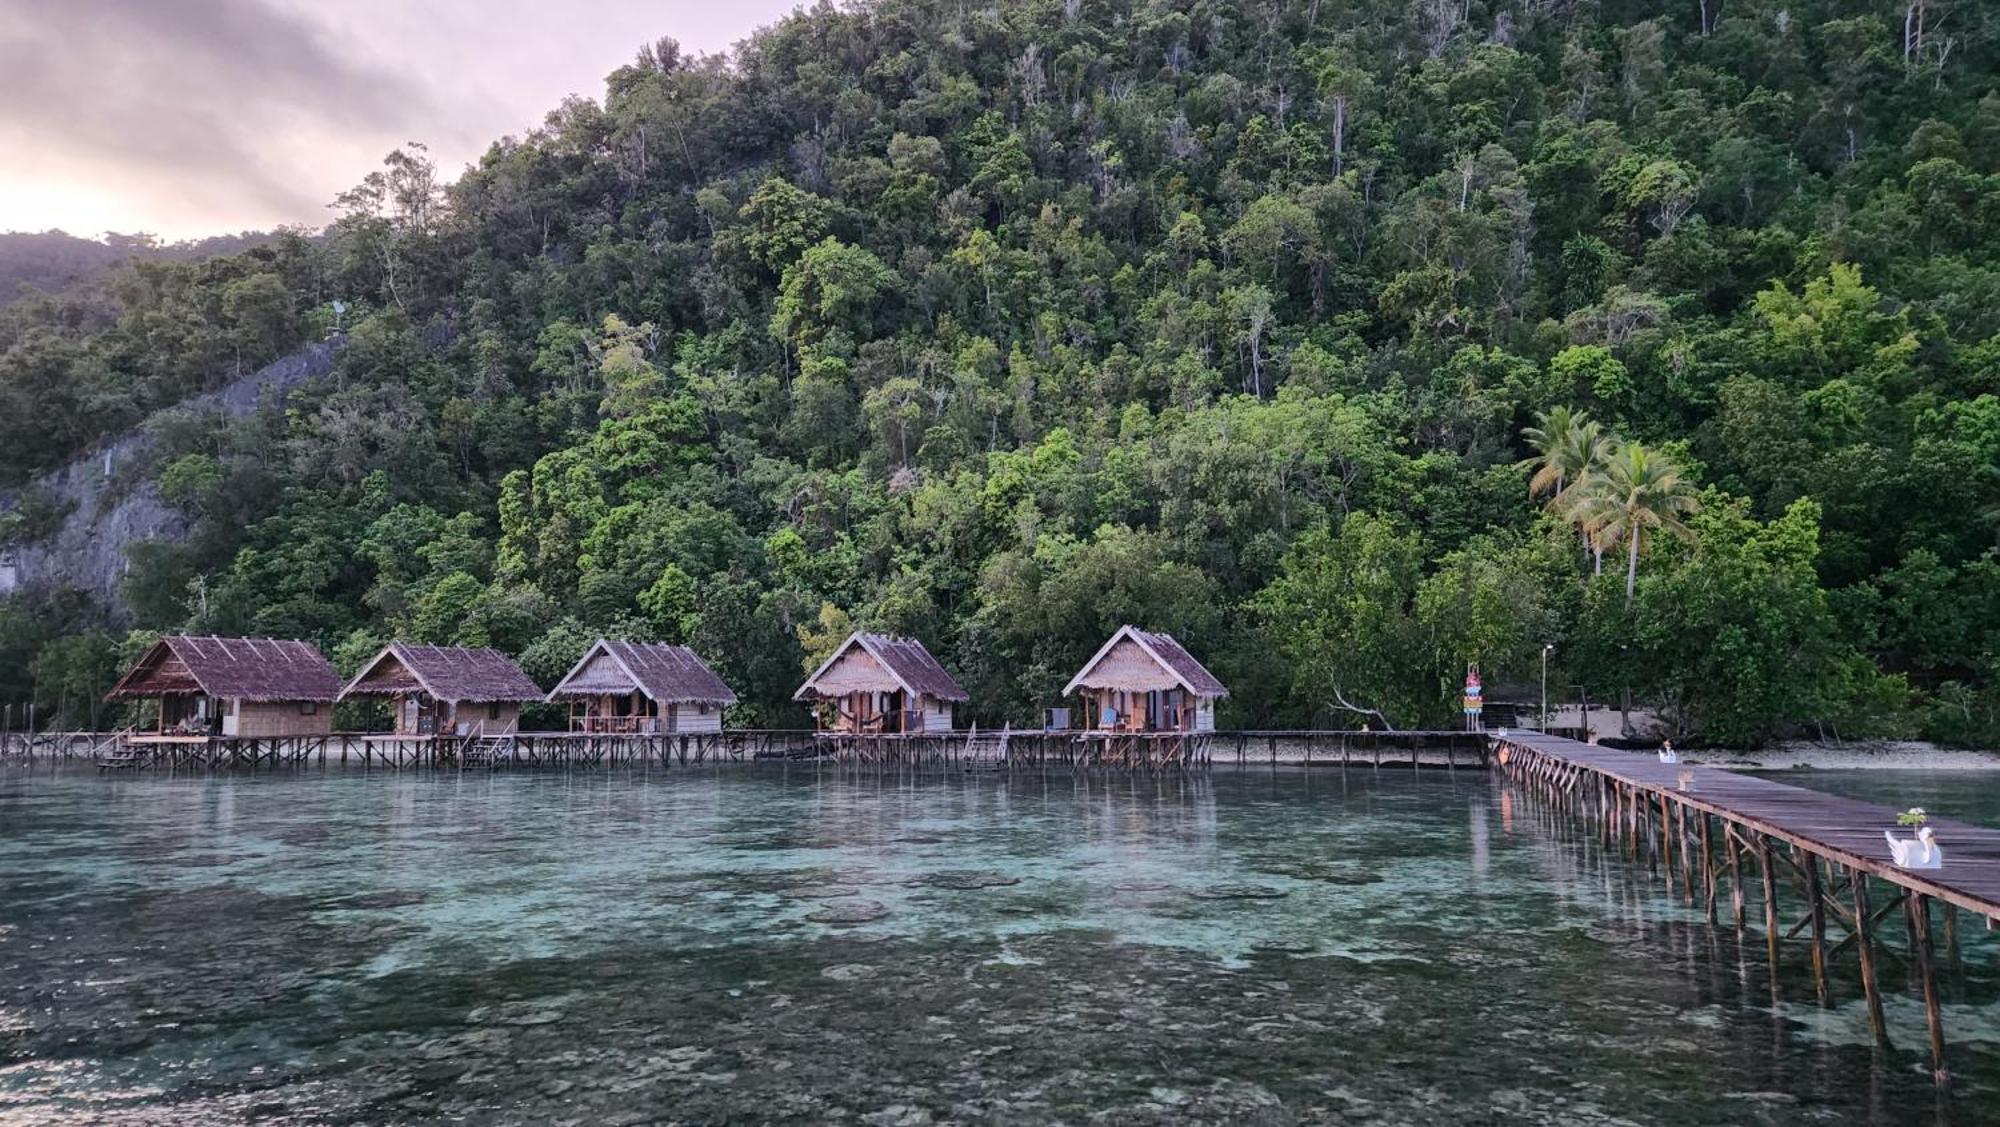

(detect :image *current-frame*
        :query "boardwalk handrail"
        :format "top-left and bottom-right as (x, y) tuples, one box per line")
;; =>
(1500, 731), (2000, 925)
(1494, 729), (1997, 1087)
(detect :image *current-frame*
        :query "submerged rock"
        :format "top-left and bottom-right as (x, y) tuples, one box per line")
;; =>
(778, 885), (860, 900)
(313, 890), (428, 911)
(1190, 884), (1288, 900)
(907, 871), (1022, 890)
(505, 1010), (564, 1027)
(1255, 861), (1383, 886)
(809, 900), (891, 924)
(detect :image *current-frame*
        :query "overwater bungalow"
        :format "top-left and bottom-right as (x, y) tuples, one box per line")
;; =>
(794, 632), (967, 735)
(1062, 626), (1227, 734)
(546, 639), (735, 733)
(107, 635), (341, 740)
(338, 642), (543, 737)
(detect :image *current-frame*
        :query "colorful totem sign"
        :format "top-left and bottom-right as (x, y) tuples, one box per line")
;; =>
(1462, 665), (1484, 729)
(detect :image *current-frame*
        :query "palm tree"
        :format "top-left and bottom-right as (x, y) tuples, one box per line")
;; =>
(1522, 407), (1615, 572)
(1566, 442), (1701, 603)
(1520, 407), (1611, 503)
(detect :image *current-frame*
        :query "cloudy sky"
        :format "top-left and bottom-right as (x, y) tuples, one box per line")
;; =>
(0, 0), (797, 240)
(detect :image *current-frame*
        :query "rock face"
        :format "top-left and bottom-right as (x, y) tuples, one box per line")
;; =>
(0, 340), (339, 617)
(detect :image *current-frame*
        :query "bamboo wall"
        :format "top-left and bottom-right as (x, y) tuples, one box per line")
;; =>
(226, 699), (333, 738)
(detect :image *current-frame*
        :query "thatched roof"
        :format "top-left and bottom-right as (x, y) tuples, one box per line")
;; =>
(794, 632), (969, 702)
(1062, 626), (1228, 699)
(546, 640), (737, 705)
(107, 636), (342, 702)
(339, 643), (544, 703)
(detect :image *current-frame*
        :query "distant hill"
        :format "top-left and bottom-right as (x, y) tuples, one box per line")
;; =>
(0, 229), (284, 305)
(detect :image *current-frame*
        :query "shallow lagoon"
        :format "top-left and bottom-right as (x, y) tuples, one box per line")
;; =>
(1, 763), (1996, 1124)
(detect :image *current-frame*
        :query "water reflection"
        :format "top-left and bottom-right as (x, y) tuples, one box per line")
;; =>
(0, 762), (1993, 1124)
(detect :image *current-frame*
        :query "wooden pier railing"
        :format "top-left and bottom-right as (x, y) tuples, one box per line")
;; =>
(2, 726), (1491, 771)
(1495, 730), (1999, 1088)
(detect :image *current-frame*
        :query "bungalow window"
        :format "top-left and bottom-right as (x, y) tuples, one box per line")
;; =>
(300, 701), (318, 715)
(488, 701), (502, 720)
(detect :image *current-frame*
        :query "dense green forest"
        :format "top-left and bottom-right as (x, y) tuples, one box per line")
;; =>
(3, 0), (1997, 746)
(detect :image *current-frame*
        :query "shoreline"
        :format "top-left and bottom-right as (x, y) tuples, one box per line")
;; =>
(1695, 741), (2000, 772)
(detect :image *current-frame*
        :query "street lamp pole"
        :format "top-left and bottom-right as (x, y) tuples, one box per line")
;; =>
(1540, 644), (1552, 731)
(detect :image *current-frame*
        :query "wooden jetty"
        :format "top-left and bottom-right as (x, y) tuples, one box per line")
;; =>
(5, 726), (1488, 772)
(0, 728), (821, 769)
(1495, 730), (2000, 1088)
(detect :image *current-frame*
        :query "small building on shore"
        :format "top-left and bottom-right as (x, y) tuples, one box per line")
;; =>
(338, 643), (544, 737)
(546, 640), (736, 733)
(794, 632), (967, 735)
(1062, 626), (1227, 734)
(107, 635), (342, 739)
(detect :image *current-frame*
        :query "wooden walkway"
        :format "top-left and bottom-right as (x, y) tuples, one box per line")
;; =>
(1496, 730), (1999, 1088)
(3, 728), (1489, 772)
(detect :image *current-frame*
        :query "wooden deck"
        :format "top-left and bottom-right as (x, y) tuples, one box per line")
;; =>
(1495, 730), (1998, 1087)
(1499, 731), (2000, 925)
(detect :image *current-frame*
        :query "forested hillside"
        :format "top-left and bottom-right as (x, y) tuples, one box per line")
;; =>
(3, 0), (1997, 746)
(0, 229), (285, 310)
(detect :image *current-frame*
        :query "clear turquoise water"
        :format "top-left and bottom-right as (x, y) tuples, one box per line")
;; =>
(0, 762), (1995, 1124)
(1750, 768), (2000, 830)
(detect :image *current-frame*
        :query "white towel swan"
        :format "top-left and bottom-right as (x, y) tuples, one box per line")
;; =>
(1657, 746), (1679, 765)
(1884, 826), (1943, 870)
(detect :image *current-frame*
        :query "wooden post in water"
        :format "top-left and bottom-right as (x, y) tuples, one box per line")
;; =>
(1729, 831), (1746, 933)
(1942, 904), (1962, 979)
(1907, 891), (1950, 1086)
(1851, 869), (1890, 1049)
(1676, 801), (1695, 905)
(1806, 855), (1830, 1005)
(1699, 813), (1717, 923)
(1757, 836), (1781, 975)
(1626, 785), (1640, 855)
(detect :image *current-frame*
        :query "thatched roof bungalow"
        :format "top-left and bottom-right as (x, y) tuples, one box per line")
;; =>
(338, 643), (543, 737)
(794, 632), (967, 735)
(546, 640), (736, 733)
(108, 635), (341, 739)
(1062, 626), (1227, 734)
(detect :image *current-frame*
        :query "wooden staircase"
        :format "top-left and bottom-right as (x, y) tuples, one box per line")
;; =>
(94, 728), (143, 770)
(457, 731), (514, 768)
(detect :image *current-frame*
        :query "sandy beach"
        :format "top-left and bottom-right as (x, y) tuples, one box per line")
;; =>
(1694, 741), (2000, 772)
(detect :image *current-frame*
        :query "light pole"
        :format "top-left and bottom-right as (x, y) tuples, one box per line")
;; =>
(1540, 644), (1552, 731)
(1618, 642), (1630, 737)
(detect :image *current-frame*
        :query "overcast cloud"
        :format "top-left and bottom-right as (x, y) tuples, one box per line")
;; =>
(0, 0), (795, 239)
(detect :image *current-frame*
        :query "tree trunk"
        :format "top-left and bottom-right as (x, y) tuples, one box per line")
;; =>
(1625, 531), (1641, 603)
(1331, 96), (1347, 176)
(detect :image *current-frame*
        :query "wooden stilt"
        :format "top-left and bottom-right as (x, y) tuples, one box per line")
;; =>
(1806, 854), (1830, 1005)
(1677, 800), (1695, 905)
(1729, 831), (1746, 933)
(1851, 869), (1890, 1049)
(1757, 835), (1781, 976)
(1907, 891), (1950, 1086)
(1942, 903), (1962, 979)
(1699, 813), (1717, 923)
